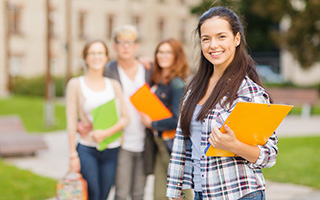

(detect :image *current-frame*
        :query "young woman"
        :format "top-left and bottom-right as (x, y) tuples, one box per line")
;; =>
(139, 38), (190, 200)
(166, 7), (278, 200)
(66, 39), (129, 200)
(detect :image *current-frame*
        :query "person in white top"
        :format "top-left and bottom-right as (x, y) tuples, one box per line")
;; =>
(66, 39), (129, 200)
(104, 25), (153, 200)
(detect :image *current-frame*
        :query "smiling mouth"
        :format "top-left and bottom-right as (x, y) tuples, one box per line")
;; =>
(210, 51), (223, 56)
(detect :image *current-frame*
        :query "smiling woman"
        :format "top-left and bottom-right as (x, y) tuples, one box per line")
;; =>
(166, 7), (277, 200)
(65, 39), (130, 200)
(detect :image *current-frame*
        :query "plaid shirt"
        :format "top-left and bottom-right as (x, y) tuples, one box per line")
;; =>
(166, 77), (278, 200)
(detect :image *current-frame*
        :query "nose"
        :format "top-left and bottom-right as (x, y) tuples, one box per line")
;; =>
(209, 39), (218, 49)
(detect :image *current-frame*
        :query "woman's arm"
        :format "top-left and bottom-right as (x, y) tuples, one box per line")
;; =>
(65, 78), (81, 172)
(209, 125), (260, 163)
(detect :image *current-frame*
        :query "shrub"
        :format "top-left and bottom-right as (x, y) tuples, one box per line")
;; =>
(12, 76), (66, 97)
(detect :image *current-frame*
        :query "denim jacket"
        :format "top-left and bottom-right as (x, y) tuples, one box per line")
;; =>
(151, 77), (185, 133)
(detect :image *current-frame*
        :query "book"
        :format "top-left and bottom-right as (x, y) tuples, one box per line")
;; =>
(130, 83), (176, 139)
(91, 99), (122, 151)
(205, 102), (293, 157)
(130, 83), (173, 121)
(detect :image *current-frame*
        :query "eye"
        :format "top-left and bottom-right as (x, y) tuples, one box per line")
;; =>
(219, 35), (226, 39)
(201, 38), (210, 43)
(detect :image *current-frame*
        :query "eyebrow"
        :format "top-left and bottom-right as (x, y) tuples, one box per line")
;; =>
(201, 32), (228, 38)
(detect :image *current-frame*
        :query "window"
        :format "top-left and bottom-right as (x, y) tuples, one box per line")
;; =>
(8, 4), (22, 35)
(106, 14), (114, 39)
(158, 18), (165, 40)
(78, 12), (86, 39)
(9, 56), (23, 77)
(49, 8), (57, 38)
(132, 15), (142, 39)
(180, 19), (187, 44)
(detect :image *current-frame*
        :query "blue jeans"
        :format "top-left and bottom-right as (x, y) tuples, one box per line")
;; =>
(77, 144), (119, 200)
(194, 190), (265, 200)
(194, 191), (203, 200)
(239, 190), (266, 200)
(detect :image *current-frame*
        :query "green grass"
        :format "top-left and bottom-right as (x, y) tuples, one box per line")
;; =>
(0, 95), (66, 133)
(263, 136), (320, 189)
(289, 105), (320, 115)
(0, 160), (57, 200)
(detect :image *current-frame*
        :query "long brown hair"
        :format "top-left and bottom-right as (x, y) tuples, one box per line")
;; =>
(180, 7), (264, 137)
(150, 38), (189, 85)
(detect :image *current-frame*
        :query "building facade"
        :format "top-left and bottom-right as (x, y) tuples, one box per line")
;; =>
(0, 0), (200, 96)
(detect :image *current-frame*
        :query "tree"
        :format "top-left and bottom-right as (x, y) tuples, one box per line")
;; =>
(191, 0), (279, 52)
(191, 0), (320, 69)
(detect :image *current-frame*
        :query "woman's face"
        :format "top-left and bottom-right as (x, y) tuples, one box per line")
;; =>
(200, 16), (240, 71)
(85, 42), (108, 71)
(156, 43), (175, 70)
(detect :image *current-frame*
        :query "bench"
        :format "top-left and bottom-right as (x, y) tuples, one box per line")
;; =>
(0, 115), (48, 157)
(267, 88), (319, 118)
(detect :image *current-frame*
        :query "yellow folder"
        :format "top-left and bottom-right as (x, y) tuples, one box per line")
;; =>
(91, 99), (122, 151)
(205, 102), (293, 157)
(130, 83), (173, 121)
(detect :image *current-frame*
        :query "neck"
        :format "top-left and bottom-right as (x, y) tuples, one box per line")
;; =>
(161, 68), (171, 80)
(118, 58), (138, 70)
(85, 68), (104, 80)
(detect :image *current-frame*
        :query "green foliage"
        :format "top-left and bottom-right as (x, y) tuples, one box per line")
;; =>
(12, 76), (66, 97)
(262, 136), (320, 189)
(190, 0), (279, 52)
(0, 96), (66, 132)
(0, 160), (57, 200)
(191, 0), (320, 69)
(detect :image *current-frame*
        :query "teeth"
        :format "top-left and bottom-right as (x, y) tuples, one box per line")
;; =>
(211, 52), (223, 56)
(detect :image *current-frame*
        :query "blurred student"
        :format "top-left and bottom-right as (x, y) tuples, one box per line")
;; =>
(66, 39), (129, 200)
(140, 38), (191, 200)
(166, 7), (278, 200)
(104, 25), (152, 200)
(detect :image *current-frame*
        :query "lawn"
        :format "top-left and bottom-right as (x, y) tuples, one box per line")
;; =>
(0, 160), (57, 200)
(0, 95), (66, 133)
(262, 136), (320, 189)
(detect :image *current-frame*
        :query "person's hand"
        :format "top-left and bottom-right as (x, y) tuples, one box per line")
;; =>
(77, 121), (93, 137)
(69, 156), (80, 172)
(138, 56), (152, 70)
(140, 112), (152, 128)
(90, 130), (108, 143)
(209, 124), (237, 151)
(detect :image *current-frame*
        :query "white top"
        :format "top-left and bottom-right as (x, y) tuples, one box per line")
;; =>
(118, 64), (146, 152)
(79, 76), (121, 149)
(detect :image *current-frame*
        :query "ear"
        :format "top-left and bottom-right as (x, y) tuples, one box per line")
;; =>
(235, 32), (241, 47)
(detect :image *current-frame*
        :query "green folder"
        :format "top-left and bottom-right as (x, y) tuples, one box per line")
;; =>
(91, 99), (122, 151)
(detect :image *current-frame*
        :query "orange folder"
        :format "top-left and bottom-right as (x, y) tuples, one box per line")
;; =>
(130, 83), (173, 121)
(205, 102), (293, 157)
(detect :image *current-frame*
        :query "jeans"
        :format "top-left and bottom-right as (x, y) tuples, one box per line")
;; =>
(239, 190), (266, 200)
(77, 144), (119, 200)
(194, 190), (265, 200)
(194, 191), (203, 200)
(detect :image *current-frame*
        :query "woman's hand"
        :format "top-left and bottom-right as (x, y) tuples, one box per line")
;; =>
(77, 121), (93, 137)
(209, 124), (238, 152)
(69, 156), (80, 172)
(140, 112), (152, 129)
(90, 130), (108, 143)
